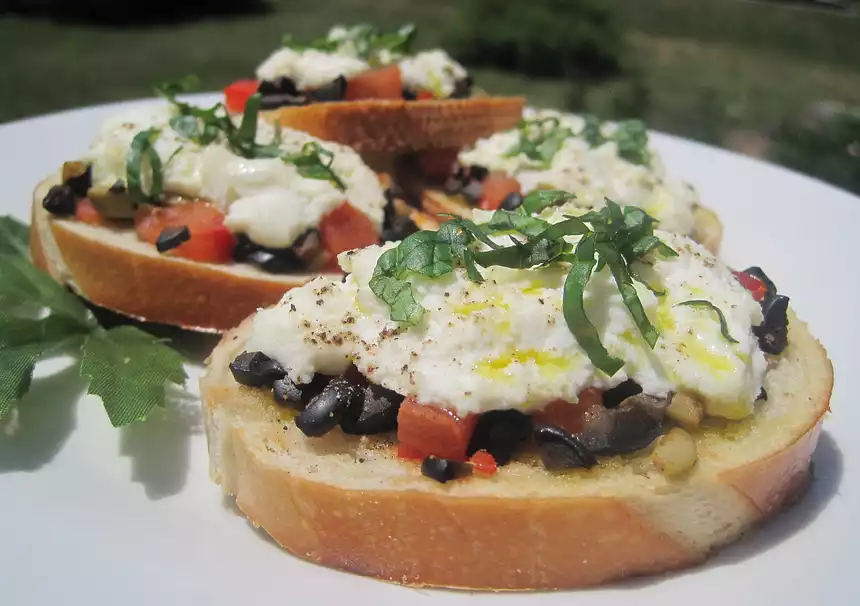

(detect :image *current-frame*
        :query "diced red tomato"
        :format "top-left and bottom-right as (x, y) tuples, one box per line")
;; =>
(416, 148), (460, 182)
(733, 270), (768, 302)
(75, 199), (109, 227)
(532, 389), (602, 434)
(416, 90), (434, 100)
(469, 450), (498, 475)
(345, 65), (403, 101)
(478, 173), (521, 210)
(397, 397), (478, 461)
(135, 200), (236, 263)
(319, 202), (380, 268)
(396, 442), (428, 461)
(224, 79), (260, 113)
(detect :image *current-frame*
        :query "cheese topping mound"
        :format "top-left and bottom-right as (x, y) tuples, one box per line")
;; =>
(246, 225), (766, 420)
(255, 26), (469, 99)
(81, 104), (385, 248)
(459, 109), (699, 236)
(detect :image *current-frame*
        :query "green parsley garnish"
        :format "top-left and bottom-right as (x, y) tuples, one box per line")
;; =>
(0, 216), (186, 426)
(283, 23), (416, 66)
(675, 300), (739, 344)
(369, 192), (677, 376)
(504, 114), (652, 168)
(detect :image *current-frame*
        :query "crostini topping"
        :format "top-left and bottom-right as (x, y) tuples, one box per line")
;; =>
(532, 423), (597, 471)
(458, 110), (698, 236)
(75, 94), (385, 250)
(245, 195), (768, 421)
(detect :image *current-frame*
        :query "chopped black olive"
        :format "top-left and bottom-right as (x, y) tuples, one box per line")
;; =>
(62, 161), (92, 198)
(533, 423), (597, 471)
(443, 175), (463, 195)
(340, 384), (404, 435)
(155, 226), (190, 253)
(308, 76), (347, 103)
(233, 235), (307, 273)
(467, 409), (531, 465)
(450, 76), (473, 99)
(229, 351), (287, 388)
(295, 375), (363, 437)
(402, 87), (418, 101)
(259, 94), (307, 110)
(273, 376), (305, 409)
(461, 180), (483, 204)
(382, 215), (418, 242)
(468, 164), (489, 182)
(602, 379), (643, 409)
(743, 266), (777, 297)
(753, 294), (789, 355)
(499, 191), (524, 211)
(292, 229), (322, 264)
(421, 456), (470, 483)
(757, 387), (768, 401)
(258, 77), (299, 96)
(579, 394), (666, 455)
(42, 184), (77, 216)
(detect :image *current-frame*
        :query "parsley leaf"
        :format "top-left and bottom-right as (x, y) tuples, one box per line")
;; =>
(81, 326), (187, 426)
(0, 217), (187, 426)
(676, 300), (739, 344)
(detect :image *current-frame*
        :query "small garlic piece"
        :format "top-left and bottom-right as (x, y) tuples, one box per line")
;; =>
(652, 428), (698, 477)
(665, 392), (704, 429)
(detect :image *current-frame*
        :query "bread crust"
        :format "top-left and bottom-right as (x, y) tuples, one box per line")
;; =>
(30, 177), (325, 332)
(200, 309), (832, 590)
(265, 97), (525, 153)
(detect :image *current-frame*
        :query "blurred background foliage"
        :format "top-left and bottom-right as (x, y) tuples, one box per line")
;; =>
(1, 0), (859, 194)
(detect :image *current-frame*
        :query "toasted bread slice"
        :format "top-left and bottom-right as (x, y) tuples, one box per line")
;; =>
(265, 97), (525, 154)
(421, 189), (725, 254)
(200, 310), (831, 590)
(30, 177), (329, 332)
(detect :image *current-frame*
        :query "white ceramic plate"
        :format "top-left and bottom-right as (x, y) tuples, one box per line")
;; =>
(0, 96), (856, 605)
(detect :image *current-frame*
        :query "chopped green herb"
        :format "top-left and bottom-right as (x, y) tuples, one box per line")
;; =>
(503, 117), (575, 167)
(675, 300), (739, 344)
(370, 195), (676, 375)
(283, 141), (346, 190)
(126, 128), (163, 203)
(283, 23), (416, 65)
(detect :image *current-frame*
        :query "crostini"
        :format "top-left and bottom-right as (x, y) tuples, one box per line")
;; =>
(405, 109), (722, 253)
(31, 91), (415, 332)
(223, 24), (524, 153)
(201, 193), (831, 589)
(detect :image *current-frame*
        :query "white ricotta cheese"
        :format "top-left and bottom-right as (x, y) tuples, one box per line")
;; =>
(246, 227), (766, 420)
(255, 47), (369, 90)
(80, 104), (386, 248)
(458, 110), (699, 236)
(398, 50), (468, 98)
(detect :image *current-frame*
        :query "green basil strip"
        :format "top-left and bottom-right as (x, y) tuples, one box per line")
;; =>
(563, 236), (624, 376)
(522, 189), (576, 215)
(485, 210), (549, 238)
(368, 247), (425, 326)
(597, 242), (659, 348)
(126, 128), (163, 204)
(675, 300), (739, 344)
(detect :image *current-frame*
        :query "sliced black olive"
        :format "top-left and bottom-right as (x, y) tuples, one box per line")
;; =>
(602, 379), (643, 409)
(757, 387), (768, 401)
(381, 215), (418, 242)
(402, 87), (418, 101)
(420, 456), (470, 483)
(232, 234), (259, 263)
(155, 226), (190, 253)
(753, 294), (789, 355)
(295, 375), (363, 437)
(260, 94), (307, 110)
(743, 266), (777, 297)
(292, 229), (321, 264)
(42, 184), (77, 216)
(273, 376), (305, 409)
(461, 180), (483, 204)
(61, 161), (92, 198)
(533, 423), (597, 471)
(308, 76), (347, 103)
(235, 237), (305, 273)
(450, 76), (473, 99)
(229, 351), (287, 388)
(258, 77), (299, 96)
(499, 191), (524, 211)
(579, 394), (666, 455)
(467, 409), (531, 465)
(468, 164), (489, 182)
(340, 384), (404, 435)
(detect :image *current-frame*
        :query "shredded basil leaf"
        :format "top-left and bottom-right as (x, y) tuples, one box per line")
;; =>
(521, 189), (576, 215)
(126, 128), (163, 203)
(283, 142), (346, 191)
(675, 300), (739, 344)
